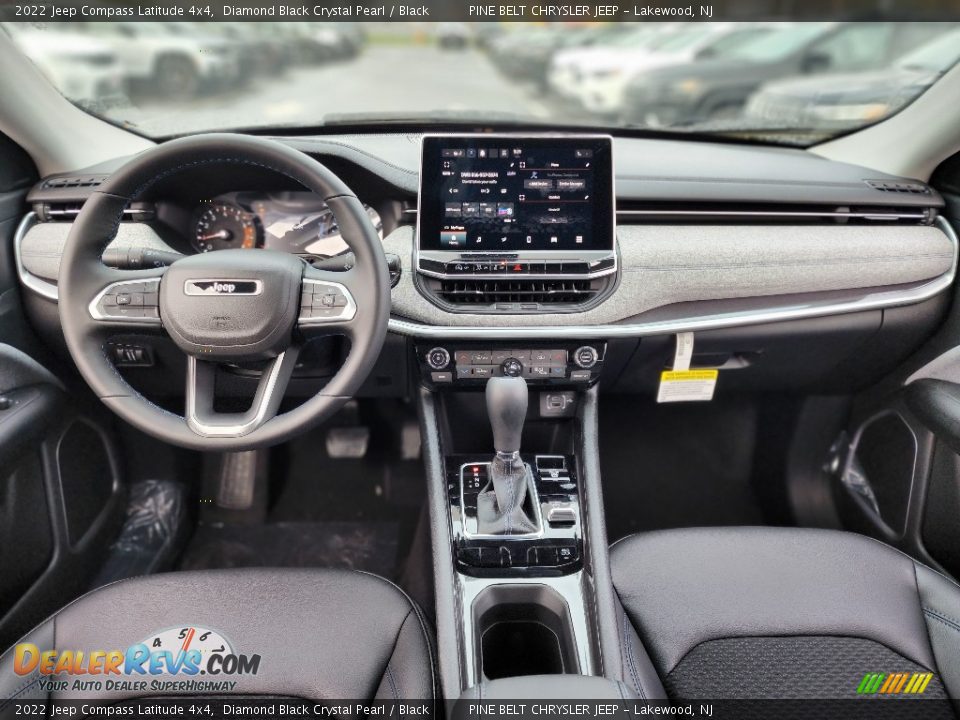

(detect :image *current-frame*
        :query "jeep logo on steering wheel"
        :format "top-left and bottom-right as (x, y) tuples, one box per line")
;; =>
(184, 279), (263, 296)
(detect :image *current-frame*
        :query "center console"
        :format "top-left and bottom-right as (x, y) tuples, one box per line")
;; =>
(415, 135), (621, 697)
(415, 135), (617, 313)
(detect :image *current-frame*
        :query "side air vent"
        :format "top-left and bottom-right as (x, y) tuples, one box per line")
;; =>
(42, 175), (107, 189)
(438, 278), (598, 305)
(35, 201), (154, 222)
(866, 179), (932, 195)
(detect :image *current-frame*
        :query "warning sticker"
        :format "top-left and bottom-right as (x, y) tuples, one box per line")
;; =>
(657, 369), (718, 403)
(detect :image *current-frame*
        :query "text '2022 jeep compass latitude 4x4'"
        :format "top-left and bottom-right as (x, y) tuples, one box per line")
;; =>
(1, 8), (960, 720)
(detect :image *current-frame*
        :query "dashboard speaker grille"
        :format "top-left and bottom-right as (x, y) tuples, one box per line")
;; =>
(438, 278), (597, 305)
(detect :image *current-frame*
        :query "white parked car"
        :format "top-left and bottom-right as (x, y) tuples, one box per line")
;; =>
(77, 22), (241, 98)
(551, 23), (777, 116)
(547, 26), (666, 103)
(2, 25), (124, 106)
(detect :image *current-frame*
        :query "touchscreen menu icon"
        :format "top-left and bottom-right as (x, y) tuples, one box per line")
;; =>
(440, 230), (466, 248)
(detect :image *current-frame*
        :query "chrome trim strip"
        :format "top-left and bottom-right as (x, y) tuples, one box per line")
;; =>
(388, 215), (958, 340)
(401, 207), (931, 222)
(185, 352), (288, 438)
(416, 267), (616, 281)
(88, 277), (163, 325)
(616, 209), (930, 221)
(13, 213), (59, 301)
(297, 278), (357, 325)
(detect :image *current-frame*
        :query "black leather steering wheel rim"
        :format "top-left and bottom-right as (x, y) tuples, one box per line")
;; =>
(59, 133), (391, 451)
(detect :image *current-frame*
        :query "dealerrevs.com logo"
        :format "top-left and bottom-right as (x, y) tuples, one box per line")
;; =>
(13, 626), (261, 694)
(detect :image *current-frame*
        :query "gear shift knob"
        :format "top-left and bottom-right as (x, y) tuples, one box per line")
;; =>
(486, 376), (528, 456)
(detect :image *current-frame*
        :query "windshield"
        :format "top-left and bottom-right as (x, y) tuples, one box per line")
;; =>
(2, 20), (958, 144)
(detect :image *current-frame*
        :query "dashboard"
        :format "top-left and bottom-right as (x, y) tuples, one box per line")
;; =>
(15, 131), (957, 398)
(20, 134), (954, 311)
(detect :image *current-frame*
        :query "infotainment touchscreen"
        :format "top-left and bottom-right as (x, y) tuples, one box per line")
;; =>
(418, 136), (613, 254)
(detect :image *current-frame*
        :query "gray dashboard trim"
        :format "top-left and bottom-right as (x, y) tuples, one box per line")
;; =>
(16, 213), (958, 341)
(386, 216), (958, 340)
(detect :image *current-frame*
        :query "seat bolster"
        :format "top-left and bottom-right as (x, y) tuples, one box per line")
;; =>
(612, 595), (667, 701)
(373, 608), (437, 701)
(916, 563), (960, 698)
(0, 622), (54, 707)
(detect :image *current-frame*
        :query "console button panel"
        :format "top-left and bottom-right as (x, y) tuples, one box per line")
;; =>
(448, 454), (582, 577)
(417, 342), (605, 387)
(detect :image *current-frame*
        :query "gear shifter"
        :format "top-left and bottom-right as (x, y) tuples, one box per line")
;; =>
(476, 377), (539, 535)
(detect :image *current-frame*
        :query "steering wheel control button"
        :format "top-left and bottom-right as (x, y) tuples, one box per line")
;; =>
(91, 278), (162, 324)
(574, 346), (599, 369)
(427, 347), (450, 370)
(297, 279), (356, 326)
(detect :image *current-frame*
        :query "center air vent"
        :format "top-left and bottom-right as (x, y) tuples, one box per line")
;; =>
(438, 278), (599, 306)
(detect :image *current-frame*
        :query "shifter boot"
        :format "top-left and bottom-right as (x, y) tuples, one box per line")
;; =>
(477, 454), (538, 535)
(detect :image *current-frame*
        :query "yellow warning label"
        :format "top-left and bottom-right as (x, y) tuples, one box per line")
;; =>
(657, 369), (718, 403)
(660, 370), (719, 382)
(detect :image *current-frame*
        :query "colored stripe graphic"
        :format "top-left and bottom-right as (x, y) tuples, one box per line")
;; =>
(858, 672), (933, 694)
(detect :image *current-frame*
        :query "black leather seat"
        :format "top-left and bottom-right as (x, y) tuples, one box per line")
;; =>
(0, 568), (435, 703)
(610, 527), (960, 709)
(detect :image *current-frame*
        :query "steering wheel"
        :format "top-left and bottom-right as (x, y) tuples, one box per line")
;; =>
(59, 134), (391, 451)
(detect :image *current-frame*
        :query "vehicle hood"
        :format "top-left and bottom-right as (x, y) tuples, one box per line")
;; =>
(753, 68), (937, 104)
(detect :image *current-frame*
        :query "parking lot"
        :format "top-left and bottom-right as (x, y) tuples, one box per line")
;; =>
(115, 44), (554, 136)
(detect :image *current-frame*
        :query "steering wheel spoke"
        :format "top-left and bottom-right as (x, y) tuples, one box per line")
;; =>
(89, 267), (167, 328)
(185, 347), (300, 438)
(297, 266), (360, 338)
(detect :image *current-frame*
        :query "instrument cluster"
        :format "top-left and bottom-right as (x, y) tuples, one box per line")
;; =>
(191, 191), (383, 258)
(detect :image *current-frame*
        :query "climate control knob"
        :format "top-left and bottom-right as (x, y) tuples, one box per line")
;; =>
(573, 346), (598, 369)
(501, 357), (524, 377)
(427, 347), (450, 370)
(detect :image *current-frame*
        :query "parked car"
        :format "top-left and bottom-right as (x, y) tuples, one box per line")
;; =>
(559, 23), (778, 116)
(2, 24), (124, 107)
(620, 22), (955, 127)
(547, 25), (670, 101)
(210, 23), (292, 78)
(76, 22), (241, 99)
(436, 22), (471, 50)
(743, 26), (960, 131)
(492, 24), (636, 93)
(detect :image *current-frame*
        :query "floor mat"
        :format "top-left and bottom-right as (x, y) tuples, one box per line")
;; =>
(178, 521), (399, 579)
(598, 396), (765, 542)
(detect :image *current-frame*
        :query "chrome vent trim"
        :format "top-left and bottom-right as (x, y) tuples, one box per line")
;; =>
(438, 278), (598, 305)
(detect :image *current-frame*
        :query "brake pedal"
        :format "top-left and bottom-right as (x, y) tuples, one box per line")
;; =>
(326, 426), (370, 459)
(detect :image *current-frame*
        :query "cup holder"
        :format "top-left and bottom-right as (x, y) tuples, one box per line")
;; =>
(472, 584), (580, 680)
